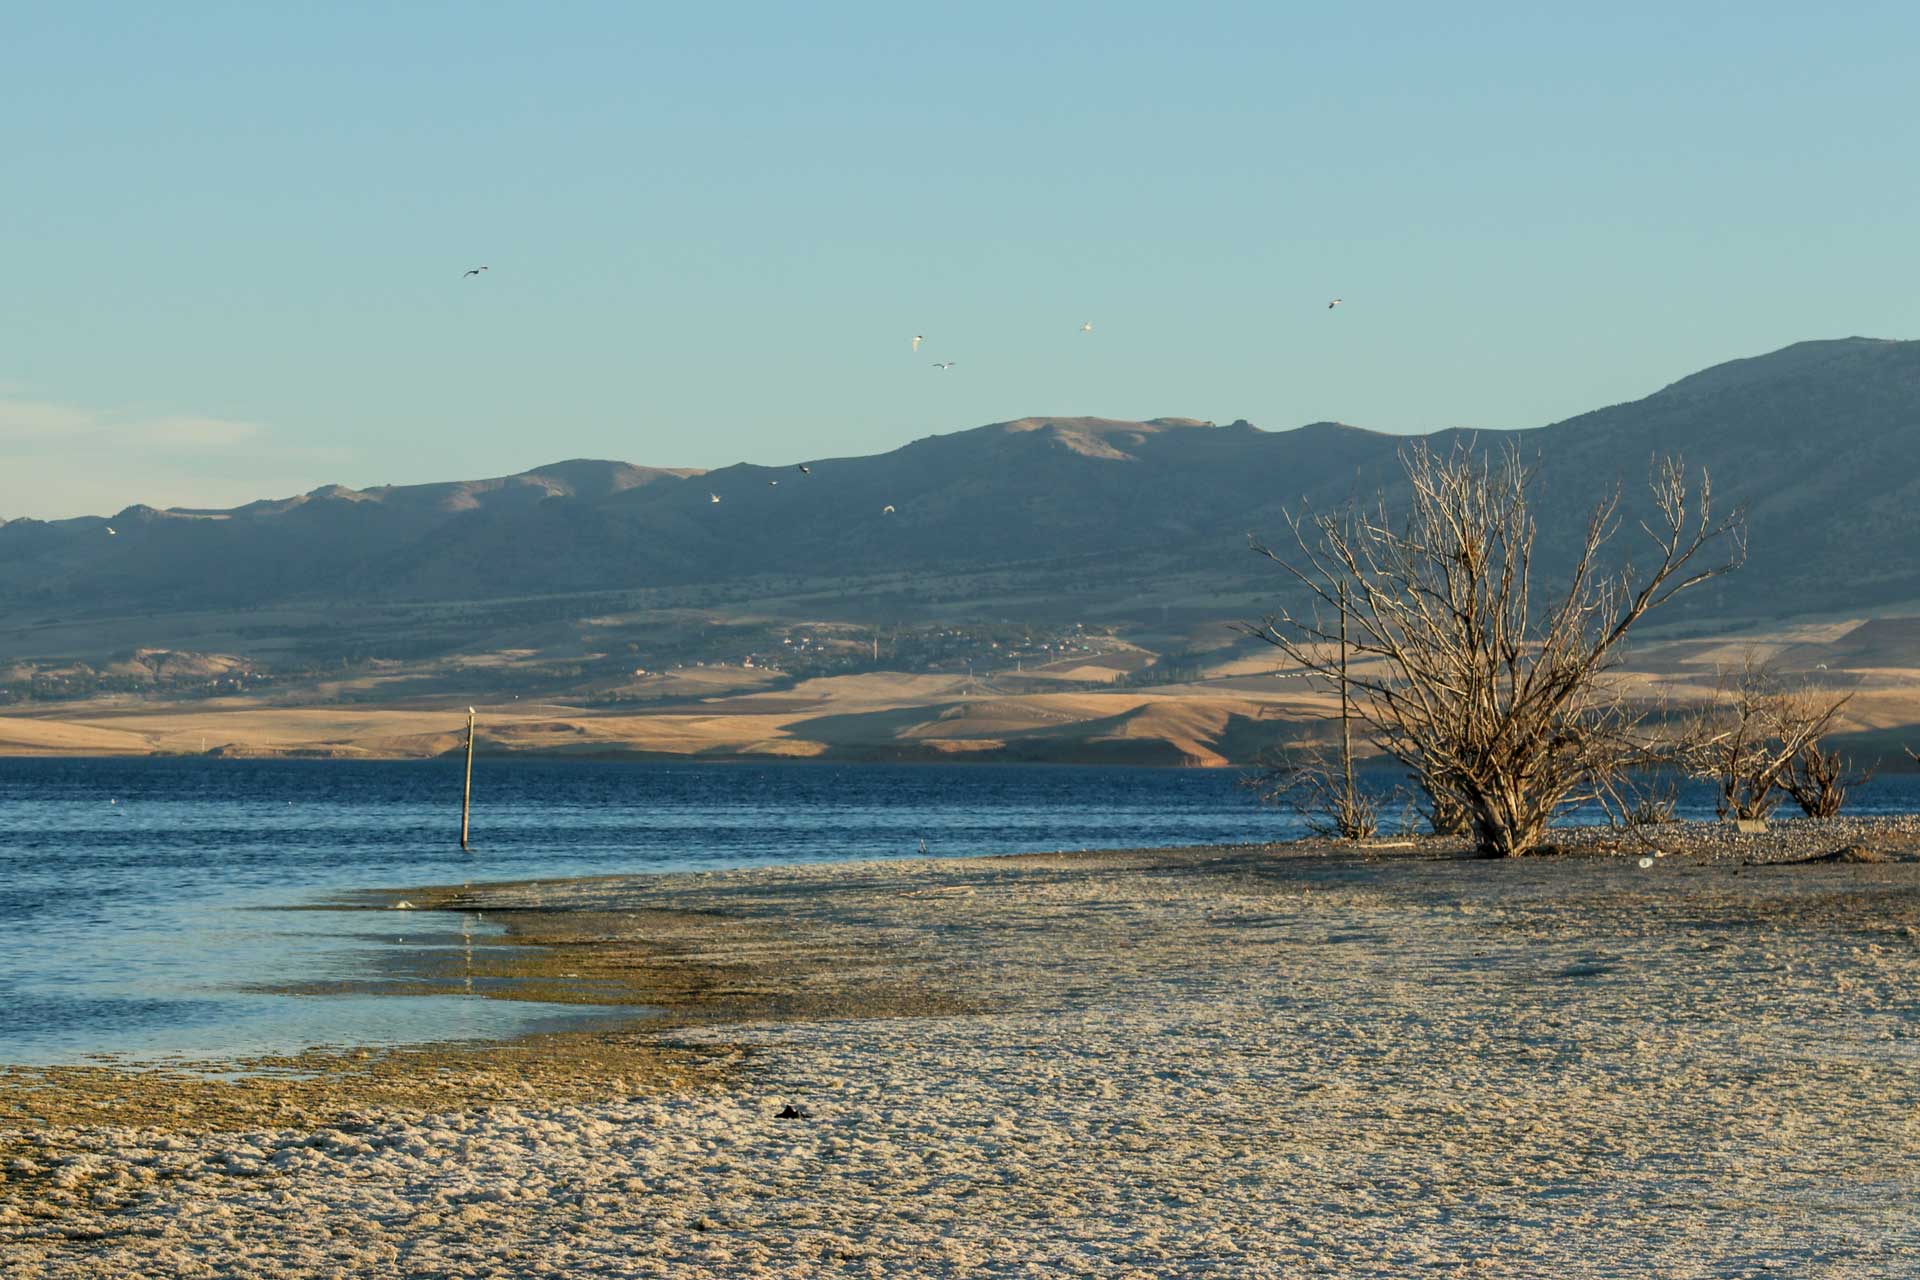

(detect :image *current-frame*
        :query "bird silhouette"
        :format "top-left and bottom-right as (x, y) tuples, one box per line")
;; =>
(912, 334), (924, 352)
(1327, 298), (1342, 309)
(882, 504), (896, 514)
(709, 493), (721, 504)
(932, 361), (955, 370)
(463, 266), (488, 278)
(797, 464), (811, 475)
(1080, 321), (1093, 333)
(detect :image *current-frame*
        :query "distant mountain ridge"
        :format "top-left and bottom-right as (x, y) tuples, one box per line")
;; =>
(4, 338), (1918, 627)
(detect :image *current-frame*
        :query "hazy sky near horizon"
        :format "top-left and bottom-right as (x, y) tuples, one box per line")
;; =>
(4, 2), (1917, 518)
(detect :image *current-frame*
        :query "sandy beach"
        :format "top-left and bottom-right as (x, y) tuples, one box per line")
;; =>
(6, 822), (1920, 1277)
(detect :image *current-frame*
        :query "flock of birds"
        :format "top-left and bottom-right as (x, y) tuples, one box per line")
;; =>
(89, 267), (1346, 537)
(459, 270), (1342, 520)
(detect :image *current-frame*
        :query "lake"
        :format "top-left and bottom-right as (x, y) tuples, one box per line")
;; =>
(2, 756), (1915, 1067)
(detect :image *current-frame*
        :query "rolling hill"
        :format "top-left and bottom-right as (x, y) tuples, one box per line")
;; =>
(4, 337), (1918, 645)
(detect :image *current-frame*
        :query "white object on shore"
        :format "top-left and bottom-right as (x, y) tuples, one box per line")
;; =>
(1637, 857), (1654, 869)
(393, 900), (417, 910)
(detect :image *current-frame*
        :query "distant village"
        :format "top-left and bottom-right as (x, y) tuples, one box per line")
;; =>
(0, 620), (1151, 707)
(655, 622), (1117, 680)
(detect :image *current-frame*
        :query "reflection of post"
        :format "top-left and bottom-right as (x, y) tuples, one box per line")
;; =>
(460, 707), (476, 852)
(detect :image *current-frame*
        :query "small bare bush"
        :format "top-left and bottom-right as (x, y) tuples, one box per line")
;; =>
(1782, 742), (1869, 819)
(1626, 788), (1679, 826)
(1242, 745), (1378, 839)
(1679, 657), (1852, 821)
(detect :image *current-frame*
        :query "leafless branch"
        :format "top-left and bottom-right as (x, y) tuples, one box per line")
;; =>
(1243, 439), (1744, 857)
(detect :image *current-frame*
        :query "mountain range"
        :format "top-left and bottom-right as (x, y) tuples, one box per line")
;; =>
(4, 338), (1918, 653)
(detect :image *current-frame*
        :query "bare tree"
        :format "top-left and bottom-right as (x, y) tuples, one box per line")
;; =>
(1679, 657), (1853, 821)
(1244, 440), (1744, 858)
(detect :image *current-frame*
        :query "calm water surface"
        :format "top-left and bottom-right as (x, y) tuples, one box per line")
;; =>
(2, 757), (1915, 1067)
(0, 759), (1306, 1067)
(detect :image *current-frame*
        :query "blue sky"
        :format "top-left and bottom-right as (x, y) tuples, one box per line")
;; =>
(3, 2), (1916, 517)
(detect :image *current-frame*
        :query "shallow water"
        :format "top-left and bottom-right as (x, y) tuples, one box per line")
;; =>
(1, 757), (1915, 1067)
(0, 758), (1308, 1066)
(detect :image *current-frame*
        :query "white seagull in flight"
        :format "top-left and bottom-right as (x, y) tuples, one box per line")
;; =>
(1327, 298), (1342, 309)
(797, 464), (811, 475)
(932, 361), (955, 370)
(709, 493), (721, 504)
(463, 266), (488, 278)
(105, 527), (117, 536)
(882, 505), (896, 514)
(1080, 321), (1093, 333)
(912, 334), (925, 352)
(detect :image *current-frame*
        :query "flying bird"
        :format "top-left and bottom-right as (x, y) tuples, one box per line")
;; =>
(912, 334), (924, 352)
(709, 493), (721, 504)
(1080, 321), (1093, 333)
(797, 464), (811, 475)
(463, 266), (488, 278)
(768, 479), (779, 487)
(882, 505), (896, 514)
(105, 527), (116, 536)
(1327, 298), (1342, 309)
(932, 361), (955, 370)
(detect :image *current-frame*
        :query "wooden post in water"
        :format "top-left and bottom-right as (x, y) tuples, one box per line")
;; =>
(460, 706), (476, 852)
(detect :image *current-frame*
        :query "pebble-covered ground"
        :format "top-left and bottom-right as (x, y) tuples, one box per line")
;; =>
(5, 818), (1920, 1277)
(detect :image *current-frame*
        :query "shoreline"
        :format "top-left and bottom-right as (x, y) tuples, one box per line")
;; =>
(9, 743), (1920, 774)
(8, 826), (1920, 1274)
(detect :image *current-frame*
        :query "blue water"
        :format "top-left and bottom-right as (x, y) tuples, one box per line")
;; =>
(2, 757), (1915, 1068)
(0, 758), (1308, 1067)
